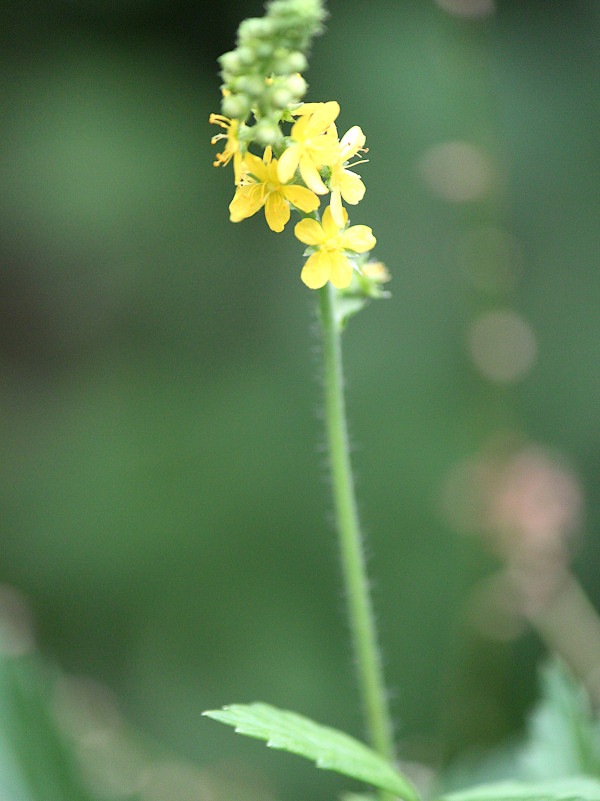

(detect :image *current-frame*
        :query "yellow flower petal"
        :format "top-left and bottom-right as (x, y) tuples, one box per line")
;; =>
(330, 187), (345, 228)
(290, 113), (312, 141)
(229, 183), (266, 222)
(278, 144), (300, 183)
(321, 205), (344, 239)
(328, 252), (354, 289)
(264, 191), (290, 233)
(266, 158), (281, 186)
(233, 151), (243, 185)
(294, 218), (326, 246)
(340, 126), (366, 159)
(305, 101), (340, 137)
(243, 151), (269, 181)
(308, 132), (341, 167)
(341, 224), (376, 253)
(301, 250), (331, 289)
(292, 102), (325, 116)
(362, 261), (391, 283)
(298, 155), (328, 194)
(338, 170), (365, 205)
(282, 184), (320, 213)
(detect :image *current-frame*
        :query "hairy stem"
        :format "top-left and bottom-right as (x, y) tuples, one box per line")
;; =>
(318, 283), (397, 768)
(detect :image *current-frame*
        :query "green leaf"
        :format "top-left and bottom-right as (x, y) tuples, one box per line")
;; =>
(331, 263), (391, 332)
(203, 702), (418, 801)
(333, 292), (371, 332)
(440, 776), (600, 801)
(0, 654), (96, 801)
(519, 661), (600, 779)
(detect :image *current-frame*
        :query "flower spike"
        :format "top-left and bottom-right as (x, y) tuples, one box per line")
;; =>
(210, 2), (384, 292)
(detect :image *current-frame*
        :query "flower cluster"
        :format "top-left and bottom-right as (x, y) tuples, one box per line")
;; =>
(218, 0), (326, 146)
(210, 1), (384, 292)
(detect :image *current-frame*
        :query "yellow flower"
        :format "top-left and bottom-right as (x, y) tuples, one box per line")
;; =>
(278, 101), (340, 194)
(362, 261), (390, 284)
(329, 125), (368, 228)
(294, 206), (376, 289)
(229, 147), (320, 233)
(209, 114), (243, 184)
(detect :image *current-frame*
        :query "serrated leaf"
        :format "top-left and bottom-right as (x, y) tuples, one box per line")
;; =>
(440, 776), (600, 801)
(203, 702), (418, 801)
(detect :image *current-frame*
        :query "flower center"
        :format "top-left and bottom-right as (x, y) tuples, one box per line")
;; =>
(323, 234), (343, 252)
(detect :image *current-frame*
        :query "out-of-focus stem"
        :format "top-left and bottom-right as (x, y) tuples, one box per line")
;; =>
(526, 571), (600, 709)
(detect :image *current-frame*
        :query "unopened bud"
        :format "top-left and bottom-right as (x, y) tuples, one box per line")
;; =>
(270, 86), (293, 109)
(286, 74), (307, 99)
(256, 42), (274, 60)
(236, 75), (266, 99)
(254, 120), (281, 147)
(271, 48), (295, 76)
(236, 123), (253, 146)
(222, 93), (250, 120)
(286, 51), (308, 73)
(237, 46), (254, 66)
(218, 51), (242, 75)
(238, 17), (274, 42)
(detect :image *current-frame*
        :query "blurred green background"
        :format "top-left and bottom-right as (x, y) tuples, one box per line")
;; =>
(2, 1), (600, 799)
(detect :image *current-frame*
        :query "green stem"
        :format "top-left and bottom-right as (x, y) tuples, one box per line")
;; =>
(317, 283), (397, 767)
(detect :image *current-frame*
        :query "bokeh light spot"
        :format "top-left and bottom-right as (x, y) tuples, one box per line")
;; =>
(434, 0), (495, 18)
(418, 141), (495, 202)
(468, 309), (537, 383)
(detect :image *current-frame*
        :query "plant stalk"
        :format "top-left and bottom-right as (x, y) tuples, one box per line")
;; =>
(318, 283), (396, 768)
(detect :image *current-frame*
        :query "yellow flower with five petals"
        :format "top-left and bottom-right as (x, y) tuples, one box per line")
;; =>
(229, 147), (320, 233)
(294, 206), (376, 289)
(278, 101), (340, 194)
(329, 125), (367, 228)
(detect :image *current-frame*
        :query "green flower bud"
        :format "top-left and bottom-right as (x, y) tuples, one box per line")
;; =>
(286, 73), (307, 99)
(236, 123), (253, 146)
(286, 51), (307, 73)
(237, 46), (254, 66)
(216, 0), (325, 125)
(221, 93), (250, 120)
(272, 56), (292, 76)
(238, 17), (274, 42)
(270, 86), (293, 108)
(270, 47), (292, 75)
(236, 74), (266, 99)
(254, 119), (281, 147)
(218, 50), (242, 75)
(267, 0), (326, 49)
(256, 42), (274, 60)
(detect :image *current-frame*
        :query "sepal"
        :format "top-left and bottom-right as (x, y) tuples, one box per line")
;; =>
(332, 257), (391, 331)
